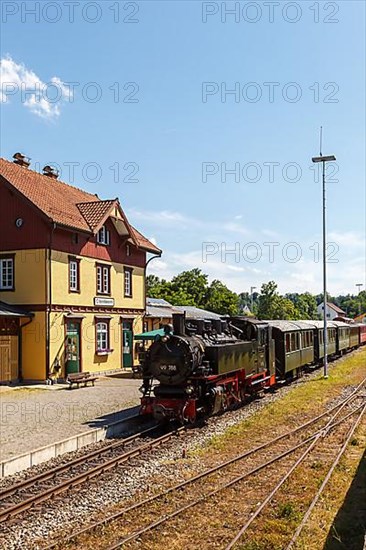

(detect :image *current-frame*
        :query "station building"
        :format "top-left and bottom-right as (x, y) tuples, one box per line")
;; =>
(0, 154), (160, 383)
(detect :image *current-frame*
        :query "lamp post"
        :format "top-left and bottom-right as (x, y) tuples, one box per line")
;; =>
(356, 283), (363, 315)
(250, 286), (256, 315)
(312, 152), (336, 378)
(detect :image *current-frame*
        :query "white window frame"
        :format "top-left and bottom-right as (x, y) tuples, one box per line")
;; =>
(69, 259), (79, 292)
(0, 257), (14, 290)
(97, 265), (110, 294)
(97, 225), (110, 245)
(124, 268), (132, 298)
(96, 321), (109, 351)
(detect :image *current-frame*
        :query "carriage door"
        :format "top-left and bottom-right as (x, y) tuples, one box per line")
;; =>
(257, 327), (266, 371)
(65, 322), (81, 374)
(122, 321), (133, 368)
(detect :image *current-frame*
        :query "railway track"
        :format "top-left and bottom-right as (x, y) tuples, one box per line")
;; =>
(44, 377), (366, 550)
(0, 419), (186, 525)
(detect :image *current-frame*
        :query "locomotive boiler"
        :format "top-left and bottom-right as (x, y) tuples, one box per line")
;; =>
(140, 313), (276, 423)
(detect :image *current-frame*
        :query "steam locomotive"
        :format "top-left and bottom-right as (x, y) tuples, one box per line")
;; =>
(140, 313), (366, 423)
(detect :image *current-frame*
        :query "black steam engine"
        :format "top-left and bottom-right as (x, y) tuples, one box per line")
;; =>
(140, 313), (275, 423)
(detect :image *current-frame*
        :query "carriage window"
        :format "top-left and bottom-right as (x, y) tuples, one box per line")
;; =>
(296, 333), (300, 349)
(286, 333), (291, 352)
(320, 331), (323, 344)
(291, 333), (296, 351)
(310, 331), (313, 344)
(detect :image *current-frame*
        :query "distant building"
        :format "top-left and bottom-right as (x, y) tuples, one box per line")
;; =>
(317, 301), (346, 321)
(144, 298), (224, 332)
(354, 312), (366, 324)
(144, 298), (179, 331)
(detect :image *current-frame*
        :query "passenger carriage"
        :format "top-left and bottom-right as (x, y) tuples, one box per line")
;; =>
(265, 321), (316, 379)
(358, 323), (366, 345)
(300, 320), (337, 363)
(349, 324), (360, 349)
(333, 321), (350, 354)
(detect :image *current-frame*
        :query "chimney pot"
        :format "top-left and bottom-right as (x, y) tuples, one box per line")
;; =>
(42, 165), (59, 179)
(13, 152), (31, 168)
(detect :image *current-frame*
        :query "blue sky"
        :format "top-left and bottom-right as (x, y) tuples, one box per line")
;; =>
(1, 0), (365, 295)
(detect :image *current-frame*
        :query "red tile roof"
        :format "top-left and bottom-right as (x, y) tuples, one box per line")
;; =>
(77, 200), (117, 231)
(0, 157), (161, 254)
(326, 302), (346, 314)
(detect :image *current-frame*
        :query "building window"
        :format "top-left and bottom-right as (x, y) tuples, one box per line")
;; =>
(124, 268), (133, 297)
(96, 264), (111, 295)
(97, 225), (110, 245)
(0, 255), (14, 290)
(126, 244), (131, 256)
(96, 320), (110, 352)
(69, 258), (80, 292)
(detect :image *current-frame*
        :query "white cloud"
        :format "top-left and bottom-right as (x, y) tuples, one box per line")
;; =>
(0, 56), (72, 119)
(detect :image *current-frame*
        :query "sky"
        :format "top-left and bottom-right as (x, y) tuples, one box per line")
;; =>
(1, 0), (365, 297)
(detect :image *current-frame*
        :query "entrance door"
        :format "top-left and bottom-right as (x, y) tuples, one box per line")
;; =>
(65, 322), (80, 374)
(122, 321), (133, 368)
(0, 336), (18, 382)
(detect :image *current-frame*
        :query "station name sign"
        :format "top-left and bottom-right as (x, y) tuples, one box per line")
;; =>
(94, 297), (115, 307)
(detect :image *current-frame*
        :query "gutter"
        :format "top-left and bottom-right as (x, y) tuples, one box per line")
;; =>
(143, 252), (162, 323)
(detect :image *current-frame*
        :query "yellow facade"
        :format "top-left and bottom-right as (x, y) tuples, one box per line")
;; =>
(0, 249), (46, 305)
(49, 311), (143, 378)
(2, 248), (145, 380)
(51, 250), (144, 310)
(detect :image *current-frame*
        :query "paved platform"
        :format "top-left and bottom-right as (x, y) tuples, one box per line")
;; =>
(0, 376), (142, 463)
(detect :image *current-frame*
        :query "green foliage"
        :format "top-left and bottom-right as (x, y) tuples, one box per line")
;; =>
(205, 279), (239, 316)
(146, 269), (238, 315)
(147, 271), (365, 321)
(257, 281), (300, 320)
(170, 269), (208, 307)
(285, 292), (319, 319)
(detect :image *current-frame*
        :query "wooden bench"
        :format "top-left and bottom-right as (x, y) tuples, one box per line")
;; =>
(66, 372), (98, 389)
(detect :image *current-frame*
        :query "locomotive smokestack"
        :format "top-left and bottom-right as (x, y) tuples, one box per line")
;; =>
(172, 313), (185, 336)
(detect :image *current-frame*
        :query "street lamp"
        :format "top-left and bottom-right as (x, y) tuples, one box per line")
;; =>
(250, 286), (256, 315)
(356, 283), (363, 315)
(312, 150), (336, 379)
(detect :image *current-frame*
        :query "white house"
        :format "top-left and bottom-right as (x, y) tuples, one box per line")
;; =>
(317, 301), (346, 321)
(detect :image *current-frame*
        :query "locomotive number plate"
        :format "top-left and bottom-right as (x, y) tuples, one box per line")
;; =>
(160, 364), (177, 372)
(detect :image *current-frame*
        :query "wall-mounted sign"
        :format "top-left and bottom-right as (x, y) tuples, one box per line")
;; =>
(94, 297), (115, 307)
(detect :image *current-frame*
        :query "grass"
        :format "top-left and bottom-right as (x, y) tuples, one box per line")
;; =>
(193, 348), (366, 460)
(60, 348), (366, 550)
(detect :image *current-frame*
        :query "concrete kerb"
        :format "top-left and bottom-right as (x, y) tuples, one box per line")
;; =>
(0, 415), (137, 478)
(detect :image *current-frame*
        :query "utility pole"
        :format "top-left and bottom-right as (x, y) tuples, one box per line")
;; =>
(312, 128), (336, 379)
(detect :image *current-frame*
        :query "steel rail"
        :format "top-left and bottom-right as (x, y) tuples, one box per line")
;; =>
(285, 402), (366, 550)
(225, 404), (366, 549)
(45, 379), (366, 549)
(0, 426), (185, 524)
(0, 415), (151, 502)
(104, 402), (365, 550)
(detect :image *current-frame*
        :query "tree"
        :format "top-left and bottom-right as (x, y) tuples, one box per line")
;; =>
(238, 291), (259, 315)
(170, 269), (208, 307)
(285, 292), (319, 319)
(146, 274), (161, 296)
(257, 281), (300, 320)
(205, 280), (239, 316)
